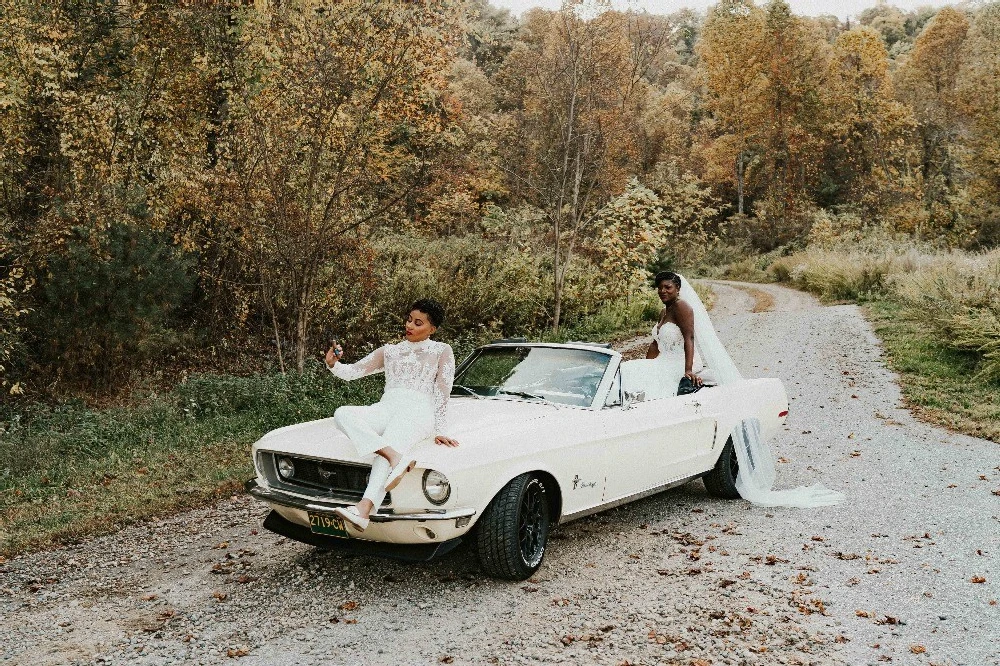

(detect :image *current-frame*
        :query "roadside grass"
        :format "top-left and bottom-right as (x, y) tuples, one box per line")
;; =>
(756, 243), (999, 444)
(0, 369), (384, 558)
(0, 297), (659, 559)
(866, 300), (1000, 443)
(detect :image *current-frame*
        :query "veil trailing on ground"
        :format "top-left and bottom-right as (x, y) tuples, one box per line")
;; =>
(678, 275), (844, 508)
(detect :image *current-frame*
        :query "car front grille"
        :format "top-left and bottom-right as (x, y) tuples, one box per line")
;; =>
(257, 451), (390, 506)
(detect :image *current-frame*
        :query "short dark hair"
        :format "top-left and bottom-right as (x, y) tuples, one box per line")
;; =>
(654, 271), (681, 289)
(409, 298), (445, 328)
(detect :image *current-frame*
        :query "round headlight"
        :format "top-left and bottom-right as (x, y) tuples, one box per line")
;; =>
(277, 457), (295, 479)
(422, 469), (451, 505)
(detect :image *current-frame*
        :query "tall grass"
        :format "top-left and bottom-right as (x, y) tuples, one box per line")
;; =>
(768, 245), (1000, 382)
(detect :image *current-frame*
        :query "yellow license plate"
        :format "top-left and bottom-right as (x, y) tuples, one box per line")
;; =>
(308, 512), (349, 538)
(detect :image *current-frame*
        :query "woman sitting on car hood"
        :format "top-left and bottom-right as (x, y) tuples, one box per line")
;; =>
(324, 298), (459, 531)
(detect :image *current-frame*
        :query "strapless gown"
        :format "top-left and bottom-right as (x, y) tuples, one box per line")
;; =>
(648, 321), (686, 398)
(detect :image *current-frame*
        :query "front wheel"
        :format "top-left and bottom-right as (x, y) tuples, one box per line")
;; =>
(476, 474), (551, 580)
(702, 436), (741, 499)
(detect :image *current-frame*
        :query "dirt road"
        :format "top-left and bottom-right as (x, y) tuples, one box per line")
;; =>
(2, 281), (997, 666)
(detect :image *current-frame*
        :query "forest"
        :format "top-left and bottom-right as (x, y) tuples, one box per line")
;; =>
(1, 0), (998, 402)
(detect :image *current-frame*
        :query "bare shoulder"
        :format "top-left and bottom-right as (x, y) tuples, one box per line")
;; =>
(675, 299), (695, 317)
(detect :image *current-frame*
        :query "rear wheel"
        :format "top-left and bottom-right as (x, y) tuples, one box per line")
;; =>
(476, 474), (551, 580)
(702, 436), (741, 499)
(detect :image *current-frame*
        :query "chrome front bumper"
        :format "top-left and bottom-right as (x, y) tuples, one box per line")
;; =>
(244, 479), (476, 524)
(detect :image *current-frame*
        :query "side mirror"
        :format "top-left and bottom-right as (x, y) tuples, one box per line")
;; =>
(623, 390), (645, 409)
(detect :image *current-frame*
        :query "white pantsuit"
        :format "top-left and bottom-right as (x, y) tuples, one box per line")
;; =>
(334, 389), (434, 506)
(329, 338), (455, 508)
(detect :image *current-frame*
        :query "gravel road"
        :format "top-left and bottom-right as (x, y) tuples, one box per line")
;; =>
(2, 282), (997, 666)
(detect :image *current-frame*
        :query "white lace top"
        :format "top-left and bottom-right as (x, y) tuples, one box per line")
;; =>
(330, 339), (455, 434)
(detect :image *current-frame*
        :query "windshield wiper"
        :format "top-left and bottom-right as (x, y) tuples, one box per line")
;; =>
(497, 389), (548, 402)
(452, 384), (483, 399)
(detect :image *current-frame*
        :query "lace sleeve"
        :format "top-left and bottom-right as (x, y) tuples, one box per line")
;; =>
(330, 346), (385, 381)
(432, 344), (456, 435)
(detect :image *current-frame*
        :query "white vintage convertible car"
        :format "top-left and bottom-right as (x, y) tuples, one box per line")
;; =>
(246, 340), (789, 580)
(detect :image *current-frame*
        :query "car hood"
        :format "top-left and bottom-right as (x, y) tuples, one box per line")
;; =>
(252, 397), (562, 467)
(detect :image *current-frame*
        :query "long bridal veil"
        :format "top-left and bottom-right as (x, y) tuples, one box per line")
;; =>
(678, 275), (844, 508)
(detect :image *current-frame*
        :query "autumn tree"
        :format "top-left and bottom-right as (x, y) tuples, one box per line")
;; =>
(957, 2), (1000, 246)
(895, 7), (970, 239)
(0, 1), (213, 385)
(213, 1), (463, 371)
(695, 0), (768, 217)
(821, 26), (915, 219)
(751, 0), (831, 249)
(496, 2), (667, 331)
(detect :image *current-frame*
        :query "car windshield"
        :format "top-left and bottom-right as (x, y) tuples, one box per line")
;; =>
(452, 346), (611, 407)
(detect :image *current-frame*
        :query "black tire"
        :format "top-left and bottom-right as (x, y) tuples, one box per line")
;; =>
(476, 473), (551, 580)
(702, 436), (741, 499)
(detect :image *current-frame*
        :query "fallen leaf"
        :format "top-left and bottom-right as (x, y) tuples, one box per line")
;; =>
(340, 601), (358, 611)
(909, 645), (926, 654)
(226, 647), (249, 658)
(212, 591), (227, 602)
(947, 484), (958, 488)
(343, 619), (358, 624)
(439, 657), (455, 664)
(835, 635), (850, 643)
(971, 576), (986, 584)
(856, 610), (871, 618)
(214, 542), (229, 549)
(875, 615), (900, 625)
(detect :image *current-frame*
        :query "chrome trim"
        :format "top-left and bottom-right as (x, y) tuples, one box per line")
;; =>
(246, 479), (476, 523)
(558, 473), (703, 524)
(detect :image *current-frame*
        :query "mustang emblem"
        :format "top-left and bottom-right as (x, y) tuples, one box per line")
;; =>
(318, 466), (337, 482)
(572, 474), (597, 490)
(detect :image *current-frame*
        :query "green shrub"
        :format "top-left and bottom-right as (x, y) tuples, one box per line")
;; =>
(28, 224), (196, 388)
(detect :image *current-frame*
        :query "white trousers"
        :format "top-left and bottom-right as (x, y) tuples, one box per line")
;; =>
(333, 388), (435, 507)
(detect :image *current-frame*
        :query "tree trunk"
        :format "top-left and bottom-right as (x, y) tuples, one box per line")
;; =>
(736, 151), (746, 215)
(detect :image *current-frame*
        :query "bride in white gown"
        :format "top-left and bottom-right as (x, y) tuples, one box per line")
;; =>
(645, 271), (701, 398)
(659, 272), (843, 508)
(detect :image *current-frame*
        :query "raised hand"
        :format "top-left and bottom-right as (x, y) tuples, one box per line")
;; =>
(434, 435), (460, 447)
(325, 340), (344, 368)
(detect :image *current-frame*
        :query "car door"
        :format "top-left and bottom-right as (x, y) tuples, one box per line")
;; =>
(600, 377), (717, 504)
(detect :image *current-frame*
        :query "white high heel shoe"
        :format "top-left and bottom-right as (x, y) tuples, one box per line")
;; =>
(384, 458), (417, 492)
(332, 506), (370, 531)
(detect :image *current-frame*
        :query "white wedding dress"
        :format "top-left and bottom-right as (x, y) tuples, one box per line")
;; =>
(675, 275), (844, 508)
(645, 320), (687, 399)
